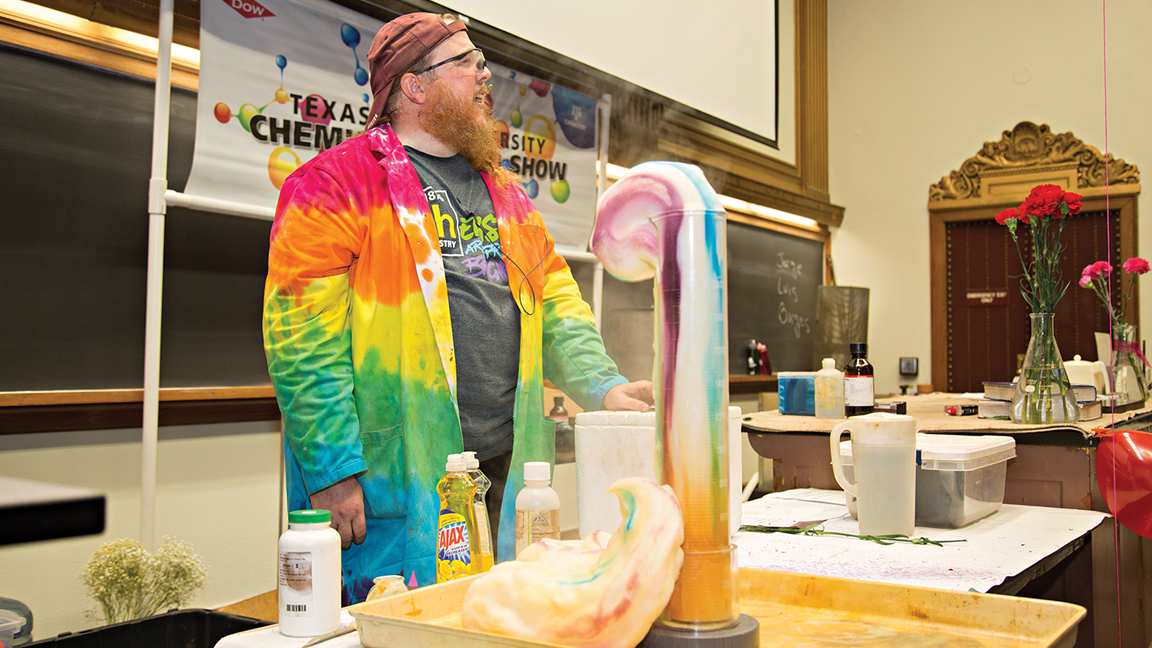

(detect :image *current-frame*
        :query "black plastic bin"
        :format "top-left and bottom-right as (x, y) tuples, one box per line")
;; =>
(26, 609), (269, 648)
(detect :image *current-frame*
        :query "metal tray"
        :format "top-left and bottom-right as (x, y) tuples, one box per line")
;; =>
(349, 567), (1085, 647)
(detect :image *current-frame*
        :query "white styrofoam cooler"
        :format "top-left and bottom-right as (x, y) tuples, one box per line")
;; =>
(574, 406), (743, 539)
(840, 433), (1016, 528)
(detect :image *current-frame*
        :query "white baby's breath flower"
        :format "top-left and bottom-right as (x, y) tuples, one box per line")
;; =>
(81, 537), (208, 625)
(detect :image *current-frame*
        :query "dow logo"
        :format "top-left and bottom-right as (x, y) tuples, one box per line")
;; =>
(223, 0), (275, 19)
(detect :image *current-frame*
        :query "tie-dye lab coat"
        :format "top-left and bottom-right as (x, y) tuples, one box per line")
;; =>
(263, 125), (626, 602)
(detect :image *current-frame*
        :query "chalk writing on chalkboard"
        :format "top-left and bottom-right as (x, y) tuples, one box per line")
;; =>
(726, 220), (822, 373)
(776, 252), (811, 339)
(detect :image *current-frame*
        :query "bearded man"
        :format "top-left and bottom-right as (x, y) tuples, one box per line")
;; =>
(263, 12), (652, 603)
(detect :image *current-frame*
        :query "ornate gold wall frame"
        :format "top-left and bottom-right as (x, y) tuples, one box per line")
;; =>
(930, 121), (1139, 206)
(928, 121), (1141, 392)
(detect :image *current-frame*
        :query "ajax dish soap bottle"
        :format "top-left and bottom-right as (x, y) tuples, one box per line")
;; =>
(436, 453), (480, 582)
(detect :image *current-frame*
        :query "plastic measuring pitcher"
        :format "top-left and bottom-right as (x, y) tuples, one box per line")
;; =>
(829, 412), (918, 537)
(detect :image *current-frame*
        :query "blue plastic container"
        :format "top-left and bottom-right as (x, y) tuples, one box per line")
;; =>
(777, 372), (816, 416)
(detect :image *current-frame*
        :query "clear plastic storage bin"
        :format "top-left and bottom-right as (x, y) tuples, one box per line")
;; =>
(0, 610), (25, 648)
(840, 433), (1016, 528)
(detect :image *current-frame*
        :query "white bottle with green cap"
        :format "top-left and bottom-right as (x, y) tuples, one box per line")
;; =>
(278, 509), (341, 637)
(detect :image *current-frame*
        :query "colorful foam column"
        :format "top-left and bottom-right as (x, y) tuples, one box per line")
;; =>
(591, 162), (735, 628)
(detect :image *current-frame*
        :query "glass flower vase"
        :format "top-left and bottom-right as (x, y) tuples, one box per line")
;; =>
(1011, 312), (1080, 424)
(1109, 323), (1147, 407)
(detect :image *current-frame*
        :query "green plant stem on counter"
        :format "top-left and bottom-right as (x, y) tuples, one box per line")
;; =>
(740, 524), (967, 548)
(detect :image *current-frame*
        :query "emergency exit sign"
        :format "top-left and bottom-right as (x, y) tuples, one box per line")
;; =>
(966, 289), (1009, 307)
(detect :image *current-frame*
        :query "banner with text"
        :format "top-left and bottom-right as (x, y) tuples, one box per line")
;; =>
(486, 61), (600, 252)
(186, 0), (601, 250)
(185, 0), (384, 210)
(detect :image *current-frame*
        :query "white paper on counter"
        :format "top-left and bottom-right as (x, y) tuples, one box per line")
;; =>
(736, 488), (1108, 593)
(739, 488), (849, 528)
(214, 610), (359, 648)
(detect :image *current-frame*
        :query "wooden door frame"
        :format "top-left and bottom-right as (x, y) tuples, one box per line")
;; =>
(929, 188), (1140, 393)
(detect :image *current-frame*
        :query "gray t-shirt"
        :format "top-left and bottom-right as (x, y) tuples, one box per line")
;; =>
(406, 147), (520, 460)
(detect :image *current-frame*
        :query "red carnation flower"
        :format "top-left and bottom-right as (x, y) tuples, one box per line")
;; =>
(1022, 184), (1065, 219)
(1123, 257), (1150, 275)
(1063, 191), (1083, 215)
(995, 207), (1019, 225)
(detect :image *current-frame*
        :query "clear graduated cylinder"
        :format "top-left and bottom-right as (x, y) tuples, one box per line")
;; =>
(278, 509), (341, 637)
(591, 163), (739, 630)
(650, 211), (737, 629)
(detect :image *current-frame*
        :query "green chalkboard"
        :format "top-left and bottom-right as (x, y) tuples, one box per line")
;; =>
(0, 45), (273, 391)
(727, 221), (824, 373)
(599, 219), (825, 383)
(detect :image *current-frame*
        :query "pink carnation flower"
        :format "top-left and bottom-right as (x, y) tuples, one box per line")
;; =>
(1081, 261), (1112, 281)
(1123, 257), (1150, 275)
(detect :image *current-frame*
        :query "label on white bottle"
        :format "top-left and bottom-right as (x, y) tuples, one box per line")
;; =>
(844, 375), (874, 406)
(515, 509), (560, 556)
(278, 551), (313, 617)
(815, 377), (840, 408)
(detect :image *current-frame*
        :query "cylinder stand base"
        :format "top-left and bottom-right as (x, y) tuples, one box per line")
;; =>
(637, 614), (760, 648)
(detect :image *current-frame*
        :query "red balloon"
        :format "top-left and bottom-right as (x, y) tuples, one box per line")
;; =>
(1096, 430), (1152, 539)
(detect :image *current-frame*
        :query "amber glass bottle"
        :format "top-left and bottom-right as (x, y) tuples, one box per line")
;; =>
(844, 343), (875, 416)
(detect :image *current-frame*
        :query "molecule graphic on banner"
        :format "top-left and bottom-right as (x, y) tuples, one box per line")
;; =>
(497, 73), (572, 205)
(211, 24), (371, 190)
(212, 54), (291, 132)
(340, 23), (370, 87)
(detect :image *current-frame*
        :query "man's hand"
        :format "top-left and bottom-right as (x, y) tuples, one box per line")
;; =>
(309, 476), (367, 550)
(603, 380), (655, 412)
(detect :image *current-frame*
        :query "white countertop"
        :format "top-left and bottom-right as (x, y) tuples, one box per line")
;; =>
(736, 488), (1108, 593)
(216, 610), (359, 648)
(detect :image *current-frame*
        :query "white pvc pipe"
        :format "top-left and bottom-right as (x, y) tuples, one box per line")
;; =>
(597, 94), (611, 201)
(142, 0), (175, 550)
(741, 472), (759, 503)
(592, 94), (612, 329)
(166, 190), (276, 220)
(593, 264), (605, 329)
(553, 245), (599, 264)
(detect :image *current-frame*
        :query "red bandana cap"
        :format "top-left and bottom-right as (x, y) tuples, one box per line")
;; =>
(366, 12), (468, 127)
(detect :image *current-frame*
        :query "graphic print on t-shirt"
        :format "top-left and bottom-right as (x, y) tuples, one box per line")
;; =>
(425, 185), (508, 285)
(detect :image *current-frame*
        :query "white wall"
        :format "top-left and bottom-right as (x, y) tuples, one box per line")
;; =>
(440, 0), (795, 167)
(828, 0), (1152, 395)
(443, 0), (781, 144)
(0, 422), (282, 640)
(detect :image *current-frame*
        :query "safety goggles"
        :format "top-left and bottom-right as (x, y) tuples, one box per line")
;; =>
(418, 47), (486, 75)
